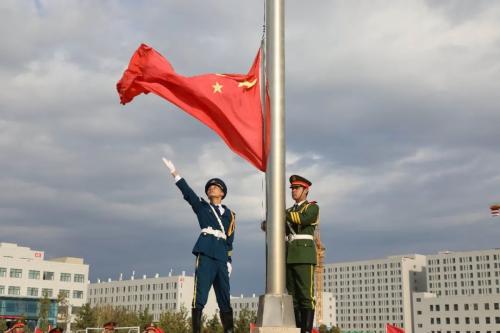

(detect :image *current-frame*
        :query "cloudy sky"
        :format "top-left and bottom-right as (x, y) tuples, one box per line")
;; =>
(2, 0), (500, 296)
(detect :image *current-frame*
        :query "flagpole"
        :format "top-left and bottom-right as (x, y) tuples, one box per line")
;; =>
(254, 0), (297, 330)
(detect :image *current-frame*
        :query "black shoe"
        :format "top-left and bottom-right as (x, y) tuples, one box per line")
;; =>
(294, 308), (301, 328)
(192, 308), (203, 333)
(219, 309), (234, 333)
(300, 309), (315, 333)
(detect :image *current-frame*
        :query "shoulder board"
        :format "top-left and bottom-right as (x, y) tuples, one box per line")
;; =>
(308, 201), (318, 204)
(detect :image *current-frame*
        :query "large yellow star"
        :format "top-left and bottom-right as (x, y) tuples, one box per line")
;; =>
(212, 82), (223, 93)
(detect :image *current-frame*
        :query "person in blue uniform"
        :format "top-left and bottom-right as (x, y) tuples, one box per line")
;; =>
(163, 158), (235, 333)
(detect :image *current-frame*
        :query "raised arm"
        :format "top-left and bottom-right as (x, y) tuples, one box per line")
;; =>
(162, 157), (203, 212)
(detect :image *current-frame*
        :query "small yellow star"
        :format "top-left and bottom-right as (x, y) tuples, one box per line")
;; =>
(212, 82), (223, 93)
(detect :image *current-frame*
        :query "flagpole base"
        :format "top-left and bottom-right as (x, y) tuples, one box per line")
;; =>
(252, 294), (299, 332)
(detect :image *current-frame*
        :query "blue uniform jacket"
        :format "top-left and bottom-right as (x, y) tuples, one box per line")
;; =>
(176, 178), (235, 263)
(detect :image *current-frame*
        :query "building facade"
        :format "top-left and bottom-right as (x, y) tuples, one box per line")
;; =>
(323, 254), (427, 333)
(412, 249), (500, 333)
(0, 242), (89, 329)
(87, 272), (219, 321)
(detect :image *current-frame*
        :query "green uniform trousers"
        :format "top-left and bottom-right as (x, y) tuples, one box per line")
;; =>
(286, 263), (315, 310)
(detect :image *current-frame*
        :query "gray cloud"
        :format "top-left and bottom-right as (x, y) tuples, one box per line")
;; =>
(1, 1), (500, 295)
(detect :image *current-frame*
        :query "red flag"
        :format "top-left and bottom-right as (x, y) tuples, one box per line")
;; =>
(490, 204), (500, 217)
(386, 323), (404, 333)
(117, 43), (269, 171)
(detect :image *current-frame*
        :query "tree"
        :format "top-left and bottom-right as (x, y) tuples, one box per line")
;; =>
(157, 307), (190, 333)
(319, 324), (328, 333)
(234, 309), (256, 333)
(73, 303), (97, 330)
(0, 318), (8, 332)
(138, 307), (153, 330)
(96, 304), (136, 327)
(204, 313), (222, 333)
(38, 294), (52, 331)
(57, 290), (70, 329)
(330, 325), (341, 333)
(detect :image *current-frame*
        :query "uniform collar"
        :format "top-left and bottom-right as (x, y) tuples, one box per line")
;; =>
(295, 200), (307, 207)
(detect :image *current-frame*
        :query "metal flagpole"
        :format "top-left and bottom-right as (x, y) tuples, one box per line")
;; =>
(254, 0), (298, 331)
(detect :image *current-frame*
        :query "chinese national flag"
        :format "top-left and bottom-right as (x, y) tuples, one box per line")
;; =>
(117, 43), (269, 171)
(386, 323), (404, 333)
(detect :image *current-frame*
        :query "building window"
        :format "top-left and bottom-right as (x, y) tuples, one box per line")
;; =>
(10, 269), (22, 278)
(42, 288), (53, 297)
(74, 274), (85, 283)
(59, 289), (70, 298)
(27, 287), (39, 297)
(0, 286), (5, 294)
(28, 270), (40, 279)
(60, 273), (71, 282)
(73, 290), (84, 299)
(0, 267), (6, 277)
(43, 271), (54, 280)
(8, 286), (21, 295)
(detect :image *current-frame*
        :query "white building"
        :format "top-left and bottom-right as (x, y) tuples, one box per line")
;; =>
(230, 294), (259, 320)
(411, 249), (500, 333)
(323, 254), (427, 333)
(426, 249), (500, 297)
(413, 292), (500, 332)
(87, 272), (219, 321)
(0, 242), (89, 329)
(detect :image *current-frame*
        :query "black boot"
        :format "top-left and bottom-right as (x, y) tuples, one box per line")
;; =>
(300, 309), (315, 333)
(220, 309), (234, 333)
(192, 308), (202, 333)
(294, 308), (301, 328)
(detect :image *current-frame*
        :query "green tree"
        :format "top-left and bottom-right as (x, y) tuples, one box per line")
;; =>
(73, 303), (97, 330)
(57, 290), (70, 329)
(319, 324), (328, 333)
(203, 313), (222, 333)
(234, 309), (256, 333)
(157, 307), (190, 333)
(138, 307), (154, 330)
(0, 318), (8, 332)
(330, 325), (341, 333)
(38, 294), (52, 331)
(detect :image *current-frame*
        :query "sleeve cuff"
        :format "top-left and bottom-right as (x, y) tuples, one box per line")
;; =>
(174, 175), (182, 182)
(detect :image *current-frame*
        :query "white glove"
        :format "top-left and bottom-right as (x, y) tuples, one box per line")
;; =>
(227, 262), (232, 277)
(162, 157), (176, 174)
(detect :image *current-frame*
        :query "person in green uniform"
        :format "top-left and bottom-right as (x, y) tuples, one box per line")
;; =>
(260, 175), (319, 333)
(286, 175), (319, 333)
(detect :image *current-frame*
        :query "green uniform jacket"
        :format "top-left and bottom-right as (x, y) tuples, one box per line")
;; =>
(285, 201), (319, 264)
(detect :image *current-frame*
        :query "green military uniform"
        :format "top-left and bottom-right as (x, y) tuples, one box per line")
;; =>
(285, 199), (319, 309)
(285, 175), (319, 333)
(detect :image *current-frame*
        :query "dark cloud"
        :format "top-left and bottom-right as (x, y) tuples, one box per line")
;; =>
(1, 1), (500, 296)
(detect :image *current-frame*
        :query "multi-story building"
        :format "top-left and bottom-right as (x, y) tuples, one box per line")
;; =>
(0, 242), (89, 330)
(412, 249), (500, 333)
(87, 272), (219, 321)
(426, 250), (500, 297)
(413, 292), (500, 332)
(323, 254), (427, 333)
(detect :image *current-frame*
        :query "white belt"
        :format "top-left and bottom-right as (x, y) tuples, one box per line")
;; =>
(286, 234), (314, 242)
(201, 227), (227, 240)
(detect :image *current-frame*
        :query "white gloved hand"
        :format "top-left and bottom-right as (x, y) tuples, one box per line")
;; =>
(162, 157), (176, 174)
(227, 262), (232, 277)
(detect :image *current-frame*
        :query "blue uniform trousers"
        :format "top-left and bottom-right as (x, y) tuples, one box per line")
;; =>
(193, 254), (231, 312)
